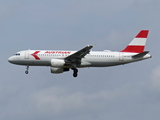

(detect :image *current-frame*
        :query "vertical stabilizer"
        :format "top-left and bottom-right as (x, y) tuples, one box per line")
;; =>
(121, 30), (149, 53)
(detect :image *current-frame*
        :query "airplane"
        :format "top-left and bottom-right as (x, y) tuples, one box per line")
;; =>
(8, 30), (151, 77)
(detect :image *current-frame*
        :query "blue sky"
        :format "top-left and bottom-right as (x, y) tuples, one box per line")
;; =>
(1, 0), (160, 120)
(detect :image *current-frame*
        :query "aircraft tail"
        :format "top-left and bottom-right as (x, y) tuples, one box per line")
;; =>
(121, 30), (149, 53)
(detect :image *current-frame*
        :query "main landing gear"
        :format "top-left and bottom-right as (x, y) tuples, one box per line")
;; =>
(25, 66), (29, 74)
(72, 68), (78, 77)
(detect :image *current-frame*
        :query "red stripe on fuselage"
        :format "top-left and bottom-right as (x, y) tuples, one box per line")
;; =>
(121, 45), (145, 53)
(31, 51), (41, 60)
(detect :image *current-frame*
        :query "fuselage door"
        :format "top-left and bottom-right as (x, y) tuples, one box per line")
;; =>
(25, 50), (30, 59)
(119, 52), (124, 61)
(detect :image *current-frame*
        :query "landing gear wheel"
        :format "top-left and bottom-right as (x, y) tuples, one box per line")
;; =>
(25, 66), (29, 74)
(25, 70), (29, 74)
(73, 73), (78, 77)
(73, 69), (78, 77)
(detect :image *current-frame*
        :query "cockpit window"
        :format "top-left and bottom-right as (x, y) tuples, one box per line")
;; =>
(14, 53), (20, 56)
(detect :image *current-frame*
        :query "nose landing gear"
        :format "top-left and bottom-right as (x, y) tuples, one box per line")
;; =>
(25, 66), (29, 74)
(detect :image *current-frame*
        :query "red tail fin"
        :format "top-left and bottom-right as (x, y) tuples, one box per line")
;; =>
(121, 30), (149, 53)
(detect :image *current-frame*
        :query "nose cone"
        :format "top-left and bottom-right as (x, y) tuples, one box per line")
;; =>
(8, 56), (14, 64)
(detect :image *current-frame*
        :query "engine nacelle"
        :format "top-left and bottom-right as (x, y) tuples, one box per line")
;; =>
(50, 67), (64, 73)
(50, 67), (70, 74)
(51, 59), (65, 67)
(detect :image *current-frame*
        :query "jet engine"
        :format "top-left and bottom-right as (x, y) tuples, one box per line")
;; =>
(51, 59), (65, 67)
(50, 67), (69, 74)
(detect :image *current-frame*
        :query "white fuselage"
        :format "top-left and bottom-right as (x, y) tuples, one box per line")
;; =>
(8, 30), (151, 77)
(8, 50), (151, 68)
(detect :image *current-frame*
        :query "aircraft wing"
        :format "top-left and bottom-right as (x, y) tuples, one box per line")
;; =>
(65, 45), (93, 64)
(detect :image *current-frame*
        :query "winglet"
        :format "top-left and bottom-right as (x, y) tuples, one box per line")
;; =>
(121, 30), (149, 53)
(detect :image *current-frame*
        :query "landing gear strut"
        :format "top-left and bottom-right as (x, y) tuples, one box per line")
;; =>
(72, 68), (78, 77)
(25, 66), (29, 74)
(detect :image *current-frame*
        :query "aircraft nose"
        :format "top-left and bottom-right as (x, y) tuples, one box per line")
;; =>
(8, 56), (14, 63)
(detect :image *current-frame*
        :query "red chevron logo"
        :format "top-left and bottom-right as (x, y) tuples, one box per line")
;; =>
(31, 51), (40, 60)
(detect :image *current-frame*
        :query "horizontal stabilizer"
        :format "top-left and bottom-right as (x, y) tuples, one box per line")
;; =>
(132, 51), (149, 58)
